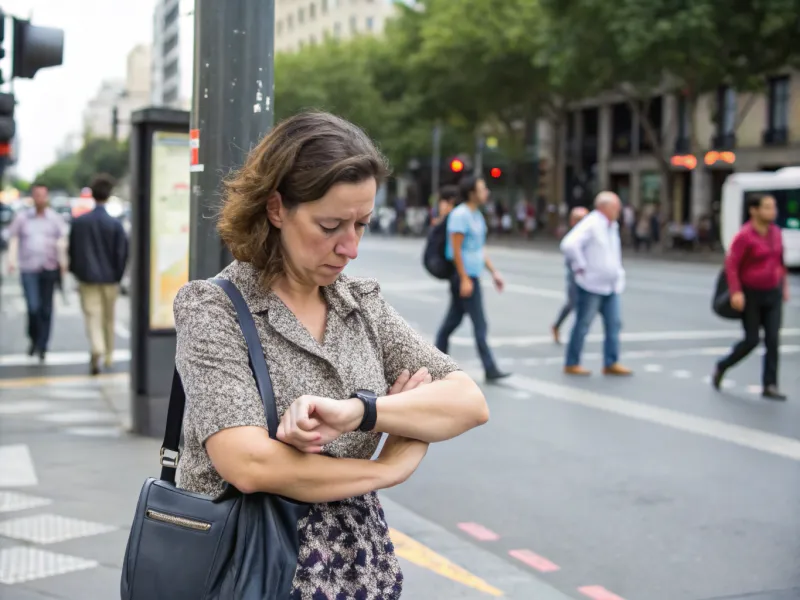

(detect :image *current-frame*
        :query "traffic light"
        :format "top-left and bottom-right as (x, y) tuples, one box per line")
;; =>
(12, 17), (64, 79)
(0, 92), (15, 145)
(489, 167), (502, 179)
(450, 158), (464, 173)
(0, 11), (6, 84)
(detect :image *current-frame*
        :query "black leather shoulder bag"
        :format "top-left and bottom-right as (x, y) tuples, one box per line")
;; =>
(121, 277), (310, 600)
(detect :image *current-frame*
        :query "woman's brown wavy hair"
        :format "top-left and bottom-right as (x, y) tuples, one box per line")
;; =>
(217, 111), (390, 288)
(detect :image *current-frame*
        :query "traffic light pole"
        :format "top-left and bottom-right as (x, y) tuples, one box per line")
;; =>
(188, 0), (276, 281)
(430, 121), (442, 197)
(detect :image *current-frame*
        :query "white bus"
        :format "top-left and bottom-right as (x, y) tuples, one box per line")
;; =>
(720, 167), (800, 268)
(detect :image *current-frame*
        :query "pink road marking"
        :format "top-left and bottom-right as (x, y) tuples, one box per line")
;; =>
(457, 522), (500, 542)
(578, 585), (626, 600)
(508, 549), (560, 573)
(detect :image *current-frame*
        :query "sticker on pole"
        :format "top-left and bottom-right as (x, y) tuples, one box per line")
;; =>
(189, 129), (204, 172)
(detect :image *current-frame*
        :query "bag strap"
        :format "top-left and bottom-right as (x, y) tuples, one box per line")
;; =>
(160, 277), (279, 484)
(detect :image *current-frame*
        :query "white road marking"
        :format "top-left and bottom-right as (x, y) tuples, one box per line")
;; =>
(115, 321), (131, 339)
(461, 344), (800, 369)
(0, 348), (131, 367)
(673, 370), (692, 379)
(0, 491), (53, 514)
(494, 374), (800, 461)
(0, 401), (62, 415)
(0, 514), (117, 545)
(0, 547), (98, 585)
(450, 329), (800, 349)
(37, 410), (117, 425)
(0, 444), (38, 487)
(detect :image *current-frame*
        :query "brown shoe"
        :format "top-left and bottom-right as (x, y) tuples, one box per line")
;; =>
(564, 365), (591, 376)
(603, 363), (633, 376)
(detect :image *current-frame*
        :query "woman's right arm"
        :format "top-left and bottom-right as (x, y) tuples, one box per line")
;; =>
(174, 280), (422, 504)
(206, 427), (424, 502)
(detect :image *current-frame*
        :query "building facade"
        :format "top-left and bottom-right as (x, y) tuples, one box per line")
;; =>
(151, 0), (194, 110)
(82, 45), (152, 140)
(275, 0), (399, 52)
(556, 70), (800, 225)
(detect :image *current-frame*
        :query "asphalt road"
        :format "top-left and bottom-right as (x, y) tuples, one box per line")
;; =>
(1, 237), (799, 600)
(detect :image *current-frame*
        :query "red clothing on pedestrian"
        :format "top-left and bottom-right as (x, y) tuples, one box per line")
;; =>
(725, 222), (785, 294)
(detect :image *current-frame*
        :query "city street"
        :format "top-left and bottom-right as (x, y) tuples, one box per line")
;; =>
(1, 236), (799, 600)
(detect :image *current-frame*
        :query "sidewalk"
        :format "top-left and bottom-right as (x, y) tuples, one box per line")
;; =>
(0, 375), (572, 600)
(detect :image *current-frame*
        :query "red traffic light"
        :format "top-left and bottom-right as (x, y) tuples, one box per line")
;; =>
(490, 167), (502, 178)
(450, 158), (464, 173)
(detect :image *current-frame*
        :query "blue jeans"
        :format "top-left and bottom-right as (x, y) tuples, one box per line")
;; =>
(21, 270), (59, 352)
(435, 275), (498, 375)
(565, 285), (621, 368)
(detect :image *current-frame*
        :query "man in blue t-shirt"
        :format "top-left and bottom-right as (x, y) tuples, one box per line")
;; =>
(435, 176), (509, 381)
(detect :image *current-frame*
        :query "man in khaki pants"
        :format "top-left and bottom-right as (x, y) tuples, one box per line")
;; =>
(68, 174), (129, 375)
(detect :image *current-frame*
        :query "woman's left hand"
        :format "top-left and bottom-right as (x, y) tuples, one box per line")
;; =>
(278, 368), (432, 453)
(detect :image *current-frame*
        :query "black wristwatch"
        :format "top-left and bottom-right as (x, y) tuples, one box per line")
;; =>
(351, 389), (378, 432)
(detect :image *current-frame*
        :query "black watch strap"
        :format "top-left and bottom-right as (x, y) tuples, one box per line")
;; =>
(352, 390), (377, 432)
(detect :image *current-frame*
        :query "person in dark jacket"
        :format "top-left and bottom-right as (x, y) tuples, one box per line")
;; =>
(68, 174), (129, 374)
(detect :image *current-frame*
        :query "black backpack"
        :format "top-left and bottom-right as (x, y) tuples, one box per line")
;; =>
(423, 216), (455, 280)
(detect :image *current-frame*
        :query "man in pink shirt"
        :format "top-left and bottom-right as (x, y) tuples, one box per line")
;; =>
(712, 193), (788, 400)
(6, 184), (67, 361)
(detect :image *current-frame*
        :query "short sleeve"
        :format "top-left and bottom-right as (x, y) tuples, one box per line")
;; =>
(357, 281), (460, 384)
(173, 280), (267, 445)
(7, 212), (24, 238)
(447, 208), (470, 235)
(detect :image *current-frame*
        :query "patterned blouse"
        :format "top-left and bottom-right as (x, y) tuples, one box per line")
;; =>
(173, 261), (460, 600)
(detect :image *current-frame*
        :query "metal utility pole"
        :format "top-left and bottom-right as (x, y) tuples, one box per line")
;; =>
(189, 0), (276, 281)
(430, 121), (442, 197)
(474, 132), (484, 176)
(111, 106), (118, 141)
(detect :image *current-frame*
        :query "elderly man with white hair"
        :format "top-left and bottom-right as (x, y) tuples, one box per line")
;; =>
(559, 191), (632, 376)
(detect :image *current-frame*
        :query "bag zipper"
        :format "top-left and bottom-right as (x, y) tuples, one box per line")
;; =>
(146, 509), (211, 532)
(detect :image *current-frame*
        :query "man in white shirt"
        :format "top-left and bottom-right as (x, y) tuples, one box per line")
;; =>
(559, 191), (632, 376)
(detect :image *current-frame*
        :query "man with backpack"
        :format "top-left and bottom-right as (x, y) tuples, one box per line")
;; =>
(428, 177), (510, 382)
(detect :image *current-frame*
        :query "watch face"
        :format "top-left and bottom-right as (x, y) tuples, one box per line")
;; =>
(355, 389), (377, 401)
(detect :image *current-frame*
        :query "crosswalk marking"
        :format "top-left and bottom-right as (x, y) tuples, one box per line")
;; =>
(0, 348), (131, 367)
(0, 444), (38, 487)
(492, 373), (800, 461)
(449, 328), (800, 349)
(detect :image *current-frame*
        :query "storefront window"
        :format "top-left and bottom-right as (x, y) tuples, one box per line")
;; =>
(641, 172), (661, 205)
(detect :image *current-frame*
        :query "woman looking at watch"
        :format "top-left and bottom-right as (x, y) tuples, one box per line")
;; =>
(173, 111), (489, 600)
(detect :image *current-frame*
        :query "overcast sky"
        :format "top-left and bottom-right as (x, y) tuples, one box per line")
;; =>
(4, 0), (155, 180)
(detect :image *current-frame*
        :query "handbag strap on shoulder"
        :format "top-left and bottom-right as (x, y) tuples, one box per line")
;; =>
(160, 277), (279, 484)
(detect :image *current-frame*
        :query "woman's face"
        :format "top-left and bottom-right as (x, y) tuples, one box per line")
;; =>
(275, 179), (376, 287)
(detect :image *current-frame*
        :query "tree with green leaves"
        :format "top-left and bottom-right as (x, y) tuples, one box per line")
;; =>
(33, 137), (129, 195)
(33, 156), (79, 194)
(542, 0), (800, 207)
